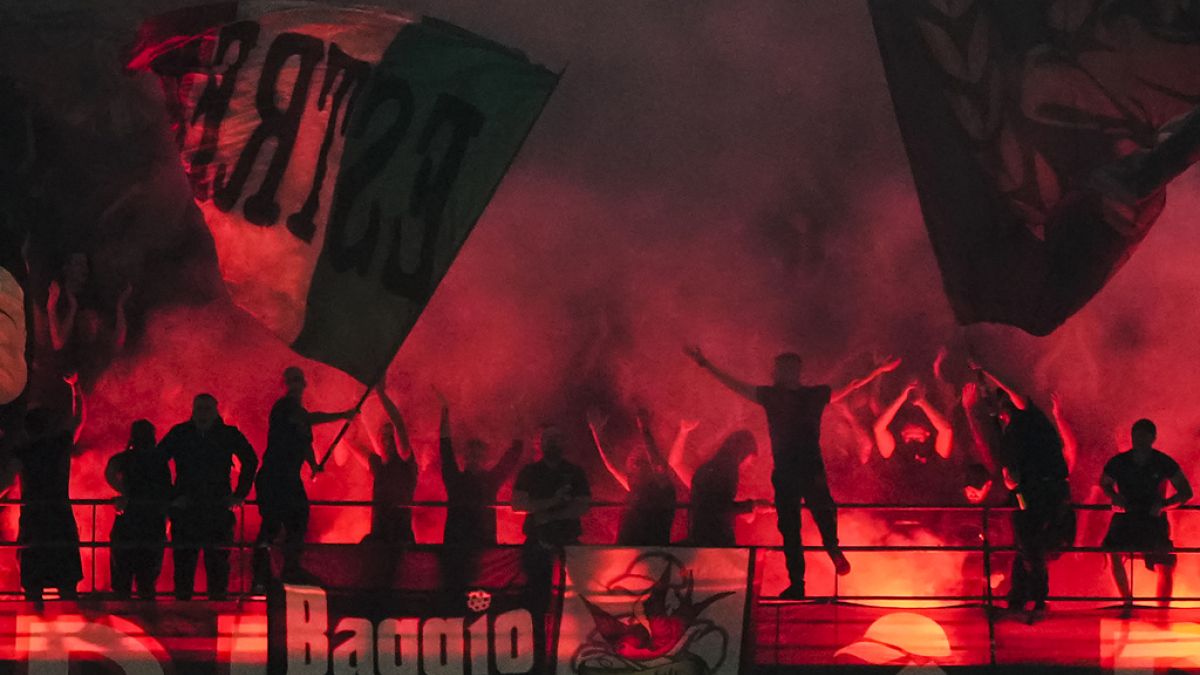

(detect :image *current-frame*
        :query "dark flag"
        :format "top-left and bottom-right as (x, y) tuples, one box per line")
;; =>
(128, 2), (557, 381)
(868, 0), (1200, 335)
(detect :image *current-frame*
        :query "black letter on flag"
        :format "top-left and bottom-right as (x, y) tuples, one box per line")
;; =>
(286, 42), (371, 243)
(382, 94), (484, 301)
(326, 74), (414, 276)
(189, 21), (260, 201)
(214, 32), (324, 225)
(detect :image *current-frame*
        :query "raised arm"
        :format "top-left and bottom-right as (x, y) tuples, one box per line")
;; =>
(1049, 393), (1077, 473)
(872, 383), (912, 460)
(635, 409), (669, 470)
(65, 372), (85, 443)
(377, 386), (414, 458)
(46, 280), (76, 352)
(587, 408), (629, 492)
(960, 382), (997, 472)
(112, 283), (131, 352)
(971, 362), (1027, 410)
(912, 393), (954, 459)
(685, 346), (758, 403)
(832, 356), (902, 404)
(437, 396), (460, 486)
(668, 418), (699, 487)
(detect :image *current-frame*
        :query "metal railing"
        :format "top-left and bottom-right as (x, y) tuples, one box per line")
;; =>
(0, 499), (1196, 605)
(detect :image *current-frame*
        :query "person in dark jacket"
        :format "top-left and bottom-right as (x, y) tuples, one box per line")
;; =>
(160, 393), (258, 600)
(16, 373), (84, 604)
(105, 419), (170, 600)
(973, 365), (1074, 619)
(252, 367), (354, 590)
(356, 378), (418, 545)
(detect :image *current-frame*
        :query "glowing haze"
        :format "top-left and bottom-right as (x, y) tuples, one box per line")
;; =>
(2, 1), (1200, 601)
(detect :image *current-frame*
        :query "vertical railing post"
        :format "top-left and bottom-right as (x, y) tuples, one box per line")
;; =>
(983, 506), (996, 666)
(91, 503), (98, 595)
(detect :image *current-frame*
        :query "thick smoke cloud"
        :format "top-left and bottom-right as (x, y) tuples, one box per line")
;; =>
(3, 0), (1200, 597)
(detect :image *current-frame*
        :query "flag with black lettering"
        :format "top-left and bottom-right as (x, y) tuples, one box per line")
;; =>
(128, 2), (557, 381)
(868, 1), (1200, 336)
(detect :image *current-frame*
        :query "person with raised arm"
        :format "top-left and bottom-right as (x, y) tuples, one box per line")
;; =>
(15, 372), (85, 605)
(105, 419), (170, 600)
(252, 367), (356, 591)
(161, 393), (257, 600)
(437, 388), (523, 590)
(971, 363), (1073, 620)
(686, 346), (899, 600)
(1100, 419), (1192, 618)
(872, 382), (954, 462)
(587, 407), (679, 546)
(354, 376), (420, 546)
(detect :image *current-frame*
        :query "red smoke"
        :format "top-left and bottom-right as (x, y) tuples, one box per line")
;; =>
(1, 0), (1200, 605)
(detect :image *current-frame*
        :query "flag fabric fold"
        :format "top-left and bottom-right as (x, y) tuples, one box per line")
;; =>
(868, 0), (1200, 335)
(129, 1), (557, 381)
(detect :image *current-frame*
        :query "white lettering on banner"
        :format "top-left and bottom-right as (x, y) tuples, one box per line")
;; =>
(332, 618), (375, 675)
(287, 584), (331, 675)
(283, 585), (535, 675)
(422, 619), (464, 675)
(16, 615), (168, 675)
(376, 618), (420, 675)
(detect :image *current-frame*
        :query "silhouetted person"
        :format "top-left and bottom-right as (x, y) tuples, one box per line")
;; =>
(105, 419), (170, 600)
(872, 381), (959, 504)
(438, 389), (522, 590)
(253, 367), (354, 591)
(687, 346), (899, 599)
(44, 253), (130, 389)
(587, 408), (681, 546)
(357, 380), (417, 544)
(161, 393), (257, 600)
(975, 366), (1073, 618)
(687, 430), (756, 547)
(1101, 419), (1192, 618)
(512, 425), (590, 671)
(15, 373), (83, 604)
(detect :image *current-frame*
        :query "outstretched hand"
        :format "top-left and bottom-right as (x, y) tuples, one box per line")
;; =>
(679, 418), (700, 434)
(432, 385), (449, 408)
(683, 345), (706, 366)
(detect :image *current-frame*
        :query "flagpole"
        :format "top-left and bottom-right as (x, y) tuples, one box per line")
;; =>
(316, 383), (374, 470)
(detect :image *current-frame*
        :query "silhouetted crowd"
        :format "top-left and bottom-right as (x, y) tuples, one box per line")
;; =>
(2, 349), (1191, 628)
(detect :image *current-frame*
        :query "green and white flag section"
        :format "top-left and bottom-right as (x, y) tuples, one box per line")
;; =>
(128, 1), (557, 382)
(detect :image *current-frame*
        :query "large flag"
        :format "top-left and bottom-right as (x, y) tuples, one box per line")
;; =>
(868, 0), (1200, 335)
(128, 2), (557, 381)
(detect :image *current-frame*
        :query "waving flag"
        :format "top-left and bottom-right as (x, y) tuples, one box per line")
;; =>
(129, 2), (557, 381)
(868, 0), (1200, 335)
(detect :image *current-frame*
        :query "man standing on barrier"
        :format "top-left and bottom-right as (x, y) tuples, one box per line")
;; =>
(686, 346), (899, 599)
(973, 365), (1073, 620)
(161, 393), (257, 600)
(253, 367), (356, 592)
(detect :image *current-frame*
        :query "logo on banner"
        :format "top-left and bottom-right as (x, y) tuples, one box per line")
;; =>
(558, 549), (750, 675)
